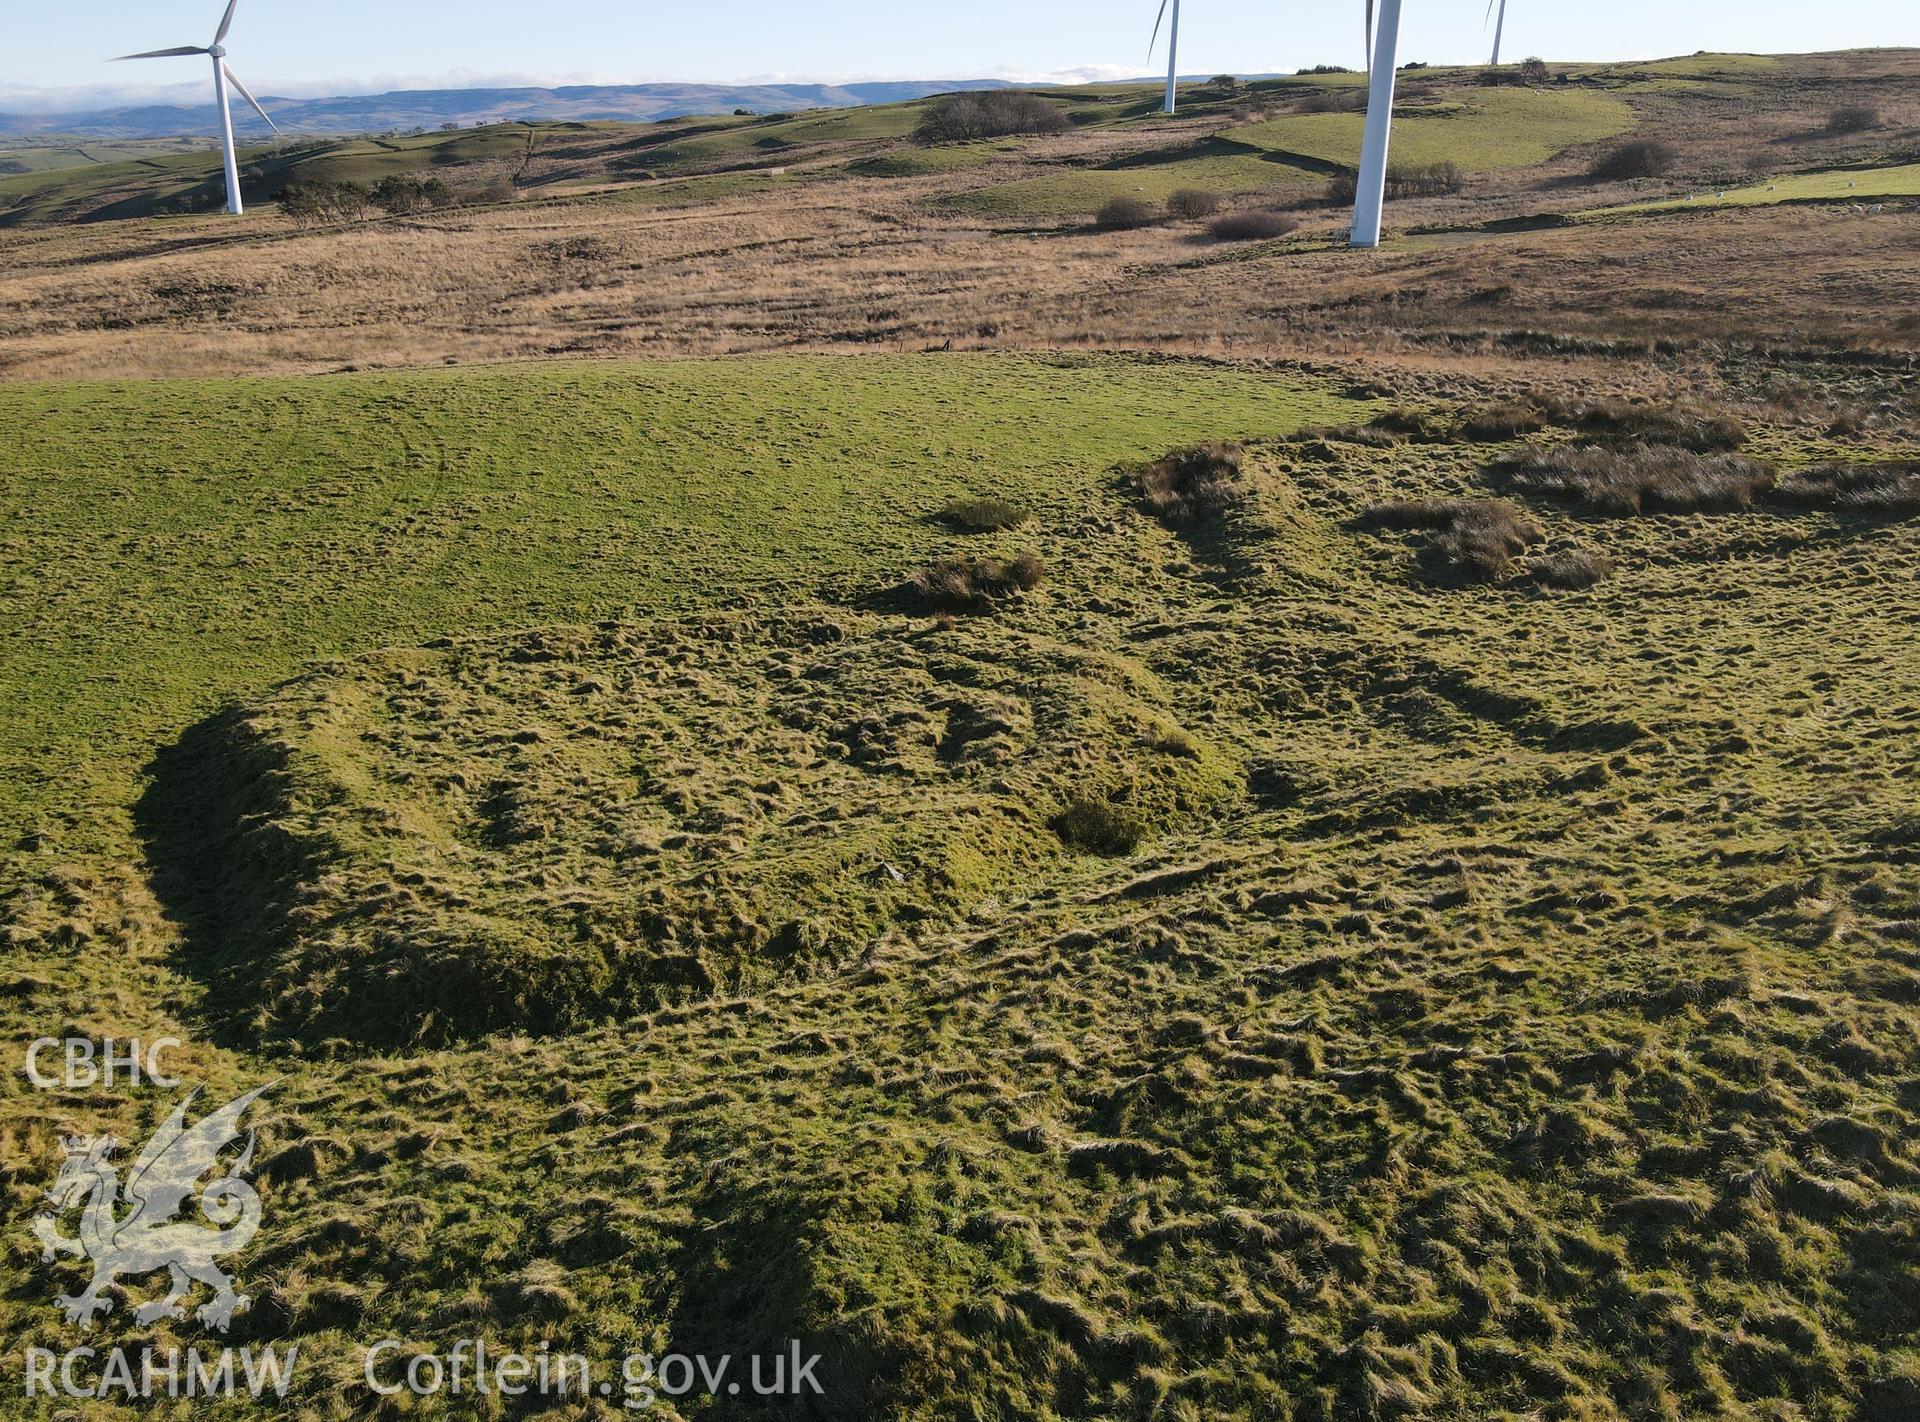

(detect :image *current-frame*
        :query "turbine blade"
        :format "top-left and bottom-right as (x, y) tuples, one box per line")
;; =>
(1487, 0), (1497, 23)
(1148, 0), (1170, 61)
(110, 46), (210, 61)
(1365, 0), (1375, 70)
(224, 65), (278, 132)
(213, 0), (239, 45)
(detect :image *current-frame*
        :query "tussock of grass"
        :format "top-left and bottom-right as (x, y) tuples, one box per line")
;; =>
(1051, 791), (1150, 856)
(1369, 407), (1449, 442)
(1773, 461), (1920, 518)
(1431, 500), (1542, 581)
(1359, 497), (1541, 581)
(1135, 442), (1246, 525)
(1532, 548), (1616, 589)
(908, 551), (1046, 610)
(1459, 402), (1548, 441)
(1495, 444), (1777, 515)
(939, 495), (1032, 533)
(1533, 395), (1748, 452)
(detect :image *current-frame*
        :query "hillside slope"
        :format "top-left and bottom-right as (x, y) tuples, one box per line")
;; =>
(4, 351), (1920, 1419)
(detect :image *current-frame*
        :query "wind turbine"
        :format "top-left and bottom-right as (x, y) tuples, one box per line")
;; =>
(1488, 0), (1510, 66)
(112, 0), (278, 216)
(1149, 0), (1183, 115)
(1350, 0), (1403, 248)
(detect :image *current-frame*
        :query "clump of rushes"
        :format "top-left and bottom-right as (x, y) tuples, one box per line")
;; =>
(1532, 548), (1615, 590)
(1772, 462), (1920, 518)
(1357, 497), (1540, 582)
(1052, 791), (1150, 856)
(908, 551), (1046, 611)
(1458, 402), (1547, 441)
(1495, 445), (1776, 515)
(1135, 442), (1246, 525)
(1531, 395), (1747, 452)
(939, 496), (1031, 533)
(1430, 499), (1542, 581)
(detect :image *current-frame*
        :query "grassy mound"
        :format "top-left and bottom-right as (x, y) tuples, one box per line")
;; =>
(148, 612), (1239, 1046)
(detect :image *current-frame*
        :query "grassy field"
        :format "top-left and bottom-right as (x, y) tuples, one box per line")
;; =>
(936, 147), (1315, 219)
(1232, 87), (1637, 172)
(4, 46), (1920, 1422)
(0, 355), (1351, 845)
(0, 137), (215, 174)
(1587, 159), (1920, 216)
(6, 348), (1920, 1419)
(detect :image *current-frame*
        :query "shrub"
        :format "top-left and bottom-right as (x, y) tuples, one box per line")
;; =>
(278, 179), (373, 225)
(1135, 443), (1245, 525)
(1326, 161), (1463, 204)
(907, 551), (1045, 611)
(369, 174), (453, 215)
(1494, 445), (1777, 516)
(1096, 196), (1161, 230)
(1392, 161), (1463, 197)
(915, 91), (1069, 143)
(1208, 209), (1299, 242)
(1167, 188), (1224, 219)
(1588, 140), (1678, 182)
(1297, 89), (1369, 115)
(1827, 105), (1881, 134)
(1533, 549), (1615, 590)
(1517, 57), (1552, 86)
(1208, 74), (1243, 95)
(939, 496), (1031, 533)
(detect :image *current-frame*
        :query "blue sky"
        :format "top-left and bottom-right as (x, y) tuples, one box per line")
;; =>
(4, 1), (1914, 109)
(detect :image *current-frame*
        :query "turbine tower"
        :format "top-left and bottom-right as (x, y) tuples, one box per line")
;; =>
(112, 0), (278, 216)
(1150, 0), (1183, 115)
(1350, 0), (1403, 248)
(1489, 0), (1510, 66)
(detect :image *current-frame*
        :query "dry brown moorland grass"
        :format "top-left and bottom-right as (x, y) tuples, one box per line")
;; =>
(1, 52), (1917, 383)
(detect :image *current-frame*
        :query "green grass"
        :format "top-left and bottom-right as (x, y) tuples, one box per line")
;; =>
(938, 149), (1314, 220)
(0, 137), (213, 174)
(847, 142), (1010, 177)
(6, 354), (1920, 1419)
(1583, 160), (1920, 217)
(1233, 86), (1637, 172)
(0, 125), (550, 224)
(0, 354), (1354, 847)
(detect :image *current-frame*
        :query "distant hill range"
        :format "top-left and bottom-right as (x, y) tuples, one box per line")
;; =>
(0, 80), (1014, 140)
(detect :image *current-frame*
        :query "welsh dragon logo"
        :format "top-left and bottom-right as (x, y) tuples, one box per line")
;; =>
(31, 1086), (269, 1332)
